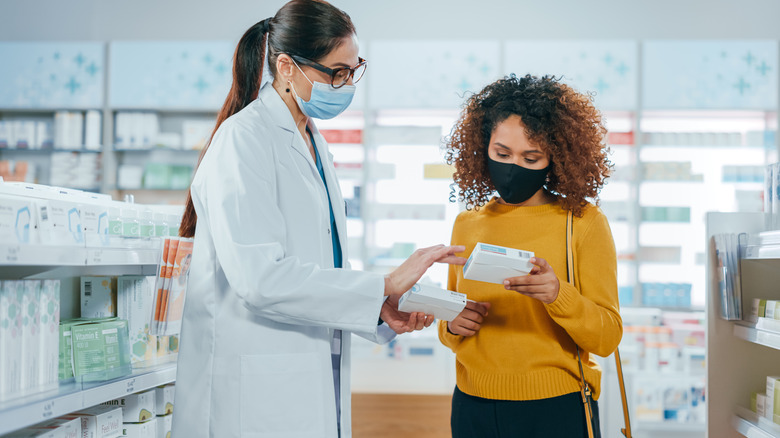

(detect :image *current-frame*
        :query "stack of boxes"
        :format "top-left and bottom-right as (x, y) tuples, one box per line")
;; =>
(752, 376), (780, 425)
(155, 384), (175, 438)
(104, 390), (157, 438)
(66, 405), (123, 438)
(0, 280), (61, 400)
(5, 417), (82, 438)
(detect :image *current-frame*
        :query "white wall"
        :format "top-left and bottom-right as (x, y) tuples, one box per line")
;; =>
(3, 0), (780, 42)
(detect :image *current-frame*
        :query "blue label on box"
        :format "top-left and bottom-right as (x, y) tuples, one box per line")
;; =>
(480, 243), (506, 255)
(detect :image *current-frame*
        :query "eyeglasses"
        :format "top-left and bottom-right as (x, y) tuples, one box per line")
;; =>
(289, 54), (367, 89)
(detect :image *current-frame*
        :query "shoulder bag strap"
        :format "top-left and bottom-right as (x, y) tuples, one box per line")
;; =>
(567, 211), (595, 438)
(566, 210), (632, 438)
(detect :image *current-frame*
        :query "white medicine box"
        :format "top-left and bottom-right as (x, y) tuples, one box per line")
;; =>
(70, 404), (123, 438)
(104, 389), (156, 423)
(397, 283), (466, 321)
(121, 417), (156, 438)
(155, 384), (175, 416)
(463, 242), (535, 284)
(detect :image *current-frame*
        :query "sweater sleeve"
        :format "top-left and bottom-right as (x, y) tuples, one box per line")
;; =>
(544, 208), (623, 357)
(438, 223), (465, 352)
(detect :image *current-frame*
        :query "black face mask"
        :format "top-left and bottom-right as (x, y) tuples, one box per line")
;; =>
(487, 157), (550, 204)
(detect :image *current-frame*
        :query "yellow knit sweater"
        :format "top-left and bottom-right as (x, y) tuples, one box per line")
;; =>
(438, 198), (622, 401)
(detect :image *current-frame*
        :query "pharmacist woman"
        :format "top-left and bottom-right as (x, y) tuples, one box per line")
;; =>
(171, 1), (465, 437)
(439, 74), (623, 438)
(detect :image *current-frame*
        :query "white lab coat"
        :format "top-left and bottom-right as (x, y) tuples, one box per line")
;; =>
(172, 83), (395, 438)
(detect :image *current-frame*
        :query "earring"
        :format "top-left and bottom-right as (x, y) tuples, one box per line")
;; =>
(286, 88), (290, 93)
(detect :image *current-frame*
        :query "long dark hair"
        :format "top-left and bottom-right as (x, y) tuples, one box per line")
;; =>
(180, 0), (356, 238)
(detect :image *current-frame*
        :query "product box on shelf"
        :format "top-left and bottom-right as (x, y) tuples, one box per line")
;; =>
(155, 384), (175, 416)
(0, 280), (24, 399)
(69, 404), (124, 438)
(0, 194), (35, 244)
(117, 276), (156, 367)
(767, 376), (780, 421)
(81, 277), (117, 318)
(80, 203), (110, 247)
(22, 416), (81, 438)
(463, 242), (535, 284)
(40, 199), (85, 246)
(156, 413), (172, 438)
(71, 318), (130, 381)
(120, 417), (156, 438)
(105, 389), (156, 423)
(20, 280), (42, 391)
(38, 280), (60, 387)
(58, 319), (77, 380)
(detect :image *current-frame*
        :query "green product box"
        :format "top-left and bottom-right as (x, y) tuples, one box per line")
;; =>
(58, 319), (80, 380)
(72, 322), (106, 378)
(101, 319), (131, 373)
(71, 318), (130, 381)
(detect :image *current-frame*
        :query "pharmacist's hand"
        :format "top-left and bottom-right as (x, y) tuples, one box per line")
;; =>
(384, 245), (467, 296)
(447, 300), (491, 337)
(380, 294), (435, 334)
(503, 257), (560, 304)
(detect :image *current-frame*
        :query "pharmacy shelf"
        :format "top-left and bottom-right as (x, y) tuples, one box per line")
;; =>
(0, 244), (160, 267)
(734, 321), (780, 352)
(633, 421), (705, 433)
(733, 406), (780, 438)
(0, 364), (176, 435)
(113, 148), (202, 153)
(0, 148), (102, 154)
(110, 107), (218, 114)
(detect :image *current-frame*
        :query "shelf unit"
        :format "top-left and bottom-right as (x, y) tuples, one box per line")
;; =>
(706, 212), (780, 438)
(0, 239), (168, 435)
(0, 364), (176, 436)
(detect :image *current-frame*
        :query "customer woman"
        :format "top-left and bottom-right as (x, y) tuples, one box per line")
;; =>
(172, 1), (465, 437)
(439, 74), (623, 438)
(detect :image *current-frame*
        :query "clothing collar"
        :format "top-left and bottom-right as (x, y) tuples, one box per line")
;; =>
(258, 82), (300, 133)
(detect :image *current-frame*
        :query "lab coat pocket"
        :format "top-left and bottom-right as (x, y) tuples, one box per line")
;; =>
(239, 353), (326, 437)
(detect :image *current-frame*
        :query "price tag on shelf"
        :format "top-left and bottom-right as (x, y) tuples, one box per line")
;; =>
(91, 250), (103, 265)
(126, 378), (136, 394)
(41, 401), (55, 420)
(4, 245), (20, 263)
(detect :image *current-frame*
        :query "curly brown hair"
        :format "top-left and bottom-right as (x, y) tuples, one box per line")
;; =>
(444, 74), (612, 217)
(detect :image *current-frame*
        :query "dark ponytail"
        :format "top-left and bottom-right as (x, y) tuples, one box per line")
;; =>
(180, 0), (356, 238)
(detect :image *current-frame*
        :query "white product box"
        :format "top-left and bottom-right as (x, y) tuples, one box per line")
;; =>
(463, 242), (535, 284)
(39, 199), (84, 245)
(38, 280), (60, 387)
(81, 203), (110, 247)
(397, 283), (466, 321)
(0, 281), (24, 398)
(766, 301), (778, 319)
(81, 277), (117, 318)
(155, 384), (175, 416)
(25, 416), (81, 438)
(71, 404), (124, 438)
(104, 389), (156, 422)
(156, 414), (172, 438)
(20, 280), (41, 392)
(758, 393), (768, 418)
(0, 194), (36, 244)
(118, 276), (156, 366)
(15, 121), (36, 149)
(120, 418), (156, 438)
(767, 376), (780, 421)
(85, 110), (102, 151)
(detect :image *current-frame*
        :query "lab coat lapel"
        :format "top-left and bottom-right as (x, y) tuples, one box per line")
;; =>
(257, 83), (319, 177)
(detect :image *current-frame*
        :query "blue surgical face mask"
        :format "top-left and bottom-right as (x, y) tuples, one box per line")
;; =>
(291, 61), (355, 120)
